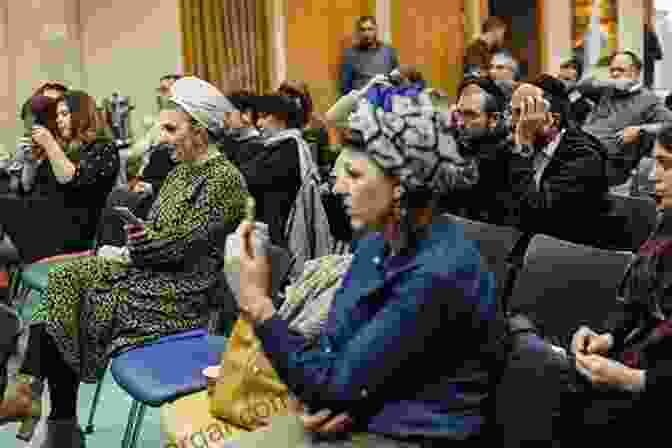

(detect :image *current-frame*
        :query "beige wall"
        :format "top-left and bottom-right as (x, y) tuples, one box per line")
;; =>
(80, 0), (182, 138)
(0, 0), (85, 154)
(0, 0), (182, 156)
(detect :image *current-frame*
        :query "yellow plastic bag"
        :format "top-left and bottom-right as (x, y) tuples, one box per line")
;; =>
(209, 317), (290, 430)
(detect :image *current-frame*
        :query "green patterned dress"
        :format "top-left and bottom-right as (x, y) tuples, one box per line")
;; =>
(32, 152), (249, 383)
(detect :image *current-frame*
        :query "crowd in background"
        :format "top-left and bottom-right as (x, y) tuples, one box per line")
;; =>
(0, 12), (668, 448)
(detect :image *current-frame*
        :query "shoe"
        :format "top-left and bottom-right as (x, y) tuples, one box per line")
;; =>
(0, 303), (39, 439)
(0, 374), (42, 441)
(39, 418), (86, 448)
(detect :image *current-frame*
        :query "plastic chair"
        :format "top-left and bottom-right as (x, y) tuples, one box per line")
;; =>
(109, 238), (292, 448)
(438, 213), (523, 309)
(606, 193), (657, 252)
(507, 234), (636, 348)
(110, 329), (227, 448)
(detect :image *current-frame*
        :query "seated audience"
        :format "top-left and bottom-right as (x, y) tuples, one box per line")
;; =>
(579, 51), (672, 186)
(0, 77), (249, 447)
(239, 94), (333, 273)
(99, 77), (238, 247)
(0, 90), (120, 262)
(233, 88), (503, 446)
(561, 125), (672, 444)
(450, 77), (520, 225)
(557, 58), (593, 126)
(278, 80), (330, 164)
(237, 94), (303, 247)
(509, 75), (613, 247)
(6, 82), (69, 193)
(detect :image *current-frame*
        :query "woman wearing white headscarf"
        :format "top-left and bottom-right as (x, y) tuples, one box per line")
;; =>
(0, 77), (249, 447)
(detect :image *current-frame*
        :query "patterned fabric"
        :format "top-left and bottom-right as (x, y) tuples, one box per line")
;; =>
(32, 154), (249, 382)
(277, 254), (353, 341)
(347, 90), (479, 195)
(169, 77), (236, 136)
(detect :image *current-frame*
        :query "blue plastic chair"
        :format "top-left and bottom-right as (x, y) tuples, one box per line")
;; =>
(110, 329), (227, 448)
(109, 242), (293, 448)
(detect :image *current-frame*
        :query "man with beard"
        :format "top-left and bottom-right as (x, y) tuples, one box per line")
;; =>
(557, 58), (593, 126)
(509, 75), (613, 248)
(579, 51), (672, 187)
(450, 77), (519, 225)
(341, 16), (399, 95)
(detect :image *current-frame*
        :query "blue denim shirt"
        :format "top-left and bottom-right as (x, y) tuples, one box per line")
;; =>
(255, 221), (500, 440)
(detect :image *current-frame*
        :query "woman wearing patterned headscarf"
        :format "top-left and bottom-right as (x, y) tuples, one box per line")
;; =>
(0, 77), (249, 447)
(232, 88), (503, 446)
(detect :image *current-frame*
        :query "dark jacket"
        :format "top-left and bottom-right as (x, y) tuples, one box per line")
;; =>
(238, 137), (301, 247)
(511, 128), (612, 247)
(465, 133), (521, 226)
(0, 139), (119, 262)
(256, 221), (503, 441)
(603, 209), (672, 393)
(580, 80), (672, 185)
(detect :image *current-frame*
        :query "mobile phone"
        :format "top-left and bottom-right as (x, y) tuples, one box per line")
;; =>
(112, 206), (144, 226)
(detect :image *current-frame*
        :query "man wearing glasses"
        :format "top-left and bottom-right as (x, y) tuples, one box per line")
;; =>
(579, 51), (672, 187)
(341, 16), (399, 95)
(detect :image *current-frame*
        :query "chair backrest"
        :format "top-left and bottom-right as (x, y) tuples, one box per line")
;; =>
(438, 213), (522, 305)
(489, 330), (568, 446)
(508, 234), (635, 348)
(607, 193), (657, 251)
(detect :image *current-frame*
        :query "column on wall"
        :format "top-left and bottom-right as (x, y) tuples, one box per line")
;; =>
(540, 0), (573, 74)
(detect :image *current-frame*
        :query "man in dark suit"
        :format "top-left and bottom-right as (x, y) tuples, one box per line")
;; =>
(509, 75), (612, 248)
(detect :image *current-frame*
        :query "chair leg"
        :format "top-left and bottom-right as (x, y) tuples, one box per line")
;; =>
(121, 400), (140, 448)
(128, 403), (148, 448)
(85, 369), (106, 435)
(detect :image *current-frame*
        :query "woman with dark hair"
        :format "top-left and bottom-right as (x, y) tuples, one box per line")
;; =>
(239, 93), (333, 275)
(278, 80), (331, 167)
(0, 90), (120, 264)
(0, 78), (249, 447)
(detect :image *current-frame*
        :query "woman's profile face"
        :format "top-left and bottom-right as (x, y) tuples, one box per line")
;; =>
(158, 108), (203, 162)
(56, 101), (72, 140)
(333, 148), (397, 231)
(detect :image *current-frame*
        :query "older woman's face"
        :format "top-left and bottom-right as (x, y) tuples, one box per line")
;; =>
(158, 109), (205, 162)
(333, 148), (397, 231)
(56, 101), (72, 140)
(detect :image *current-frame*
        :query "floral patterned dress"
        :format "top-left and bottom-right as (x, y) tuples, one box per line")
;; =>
(31, 152), (249, 382)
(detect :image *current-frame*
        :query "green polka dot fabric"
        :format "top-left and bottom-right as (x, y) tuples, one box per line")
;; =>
(32, 153), (249, 382)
